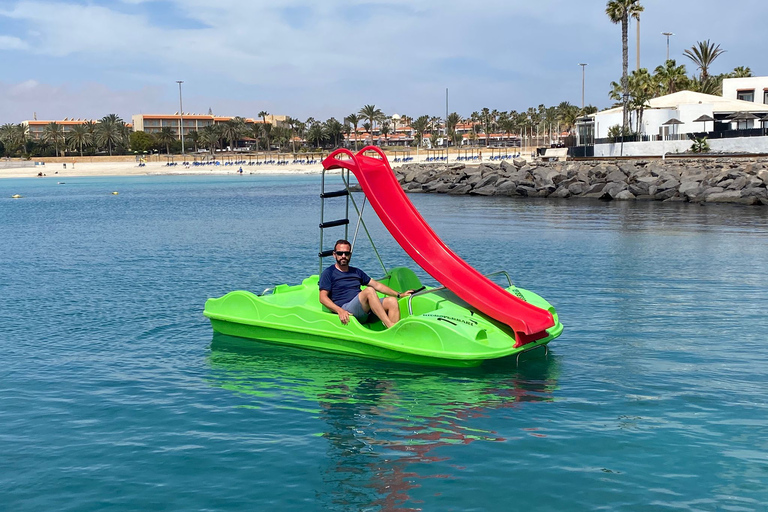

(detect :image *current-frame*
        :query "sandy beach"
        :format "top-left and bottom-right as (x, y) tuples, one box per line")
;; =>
(0, 149), (529, 180)
(0, 159), (328, 179)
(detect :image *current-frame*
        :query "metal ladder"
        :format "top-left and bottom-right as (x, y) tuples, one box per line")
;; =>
(318, 166), (387, 276)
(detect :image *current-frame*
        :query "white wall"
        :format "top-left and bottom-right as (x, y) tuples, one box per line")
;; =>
(594, 136), (768, 157)
(722, 77), (768, 104)
(596, 105), (717, 138)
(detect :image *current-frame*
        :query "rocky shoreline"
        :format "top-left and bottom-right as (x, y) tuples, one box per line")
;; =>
(394, 158), (768, 205)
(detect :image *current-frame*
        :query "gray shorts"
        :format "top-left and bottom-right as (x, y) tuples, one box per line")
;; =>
(341, 295), (385, 323)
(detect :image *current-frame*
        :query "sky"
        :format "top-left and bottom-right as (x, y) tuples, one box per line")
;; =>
(0, 0), (766, 124)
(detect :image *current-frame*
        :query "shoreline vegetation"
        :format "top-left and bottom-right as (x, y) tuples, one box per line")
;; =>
(4, 153), (768, 206)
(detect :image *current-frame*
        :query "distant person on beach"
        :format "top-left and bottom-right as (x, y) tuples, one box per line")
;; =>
(319, 239), (414, 329)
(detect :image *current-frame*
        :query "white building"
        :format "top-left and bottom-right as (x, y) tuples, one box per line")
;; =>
(722, 77), (768, 105)
(579, 88), (768, 157)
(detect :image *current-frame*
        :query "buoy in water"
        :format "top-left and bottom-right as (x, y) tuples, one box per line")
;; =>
(111, 191), (119, 195)
(11, 194), (22, 199)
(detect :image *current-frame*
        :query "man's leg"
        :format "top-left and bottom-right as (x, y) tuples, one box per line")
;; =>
(358, 287), (394, 328)
(382, 297), (400, 324)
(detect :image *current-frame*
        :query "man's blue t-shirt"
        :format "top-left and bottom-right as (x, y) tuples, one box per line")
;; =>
(319, 265), (371, 307)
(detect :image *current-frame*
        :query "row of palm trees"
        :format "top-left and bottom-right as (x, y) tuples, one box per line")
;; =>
(0, 114), (131, 157)
(338, 102), (597, 150)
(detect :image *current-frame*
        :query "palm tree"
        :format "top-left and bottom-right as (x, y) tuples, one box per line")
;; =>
(42, 122), (65, 156)
(258, 111), (271, 151)
(95, 114), (125, 156)
(654, 59), (688, 94)
(285, 116), (299, 153)
(306, 121), (326, 149)
(156, 127), (176, 154)
(627, 68), (656, 133)
(344, 114), (361, 150)
(187, 130), (201, 152)
(325, 117), (343, 148)
(606, 0), (644, 133)
(201, 124), (222, 155)
(731, 66), (752, 78)
(220, 119), (245, 152)
(379, 120), (391, 146)
(0, 123), (25, 155)
(556, 102), (581, 134)
(411, 115), (430, 147)
(684, 40), (725, 81)
(358, 105), (384, 146)
(67, 124), (91, 157)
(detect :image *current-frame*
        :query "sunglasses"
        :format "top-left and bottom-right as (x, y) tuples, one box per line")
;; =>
(334, 251), (352, 257)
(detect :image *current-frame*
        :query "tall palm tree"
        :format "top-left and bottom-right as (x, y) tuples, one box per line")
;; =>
(411, 115), (430, 147)
(358, 105), (384, 146)
(201, 124), (222, 155)
(258, 111), (271, 151)
(187, 130), (201, 152)
(306, 121), (326, 149)
(156, 127), (176, 154)
(379, 120), (391, 146)
(606, 0), (644, 132)
(344, 114), (361, 150)
(220, 119), (245, 152)
(67, 124), (91, 157)
(284, 116), (299, 153)
(684, 40), (725, 80)
(325, 117), (343, 148)
(42, 122), (65, 156)
(95, 114), (126, 156)
(654, 59), (688, 95)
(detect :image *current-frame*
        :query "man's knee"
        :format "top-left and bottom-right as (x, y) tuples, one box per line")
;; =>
(362, 287), (377, 300)
(383, 297), (398, 309)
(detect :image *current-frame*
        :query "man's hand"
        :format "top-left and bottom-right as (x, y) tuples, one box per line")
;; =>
(399, 289), (415, 298)
(338, 309), (350, 325)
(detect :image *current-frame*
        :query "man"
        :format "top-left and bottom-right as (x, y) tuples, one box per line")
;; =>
(319, 239), (413, 328)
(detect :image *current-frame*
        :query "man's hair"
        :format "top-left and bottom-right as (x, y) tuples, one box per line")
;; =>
(334, 239), (351, 251)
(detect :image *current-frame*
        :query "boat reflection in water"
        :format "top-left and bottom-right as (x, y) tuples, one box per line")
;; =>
(208, 334), (560, 510)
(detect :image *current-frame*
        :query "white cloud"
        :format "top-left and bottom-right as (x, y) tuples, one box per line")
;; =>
(0, 0), (767, 122)
(0, 35), (28, 49)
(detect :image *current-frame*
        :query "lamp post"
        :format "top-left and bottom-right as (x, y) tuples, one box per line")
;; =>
(579, 63), (587, 110)
(176, 80), (185, 155)
(662, 32), (674, 62)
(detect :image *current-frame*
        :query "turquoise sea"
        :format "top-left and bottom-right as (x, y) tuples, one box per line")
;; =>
(2, 174), (768, 511)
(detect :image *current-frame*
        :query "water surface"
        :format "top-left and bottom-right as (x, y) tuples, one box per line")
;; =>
(2, 174), (768, 511)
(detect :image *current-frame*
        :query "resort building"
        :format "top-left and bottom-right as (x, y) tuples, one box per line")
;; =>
(131, 113), (287, 140)
(21, 118), (134, 140)
(576, 86), (768, 157)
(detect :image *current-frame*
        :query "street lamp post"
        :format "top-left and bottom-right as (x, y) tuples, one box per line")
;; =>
(579, 63), (588, 109)
(662, 32), (674, 62)
(176, 80), (185, 155)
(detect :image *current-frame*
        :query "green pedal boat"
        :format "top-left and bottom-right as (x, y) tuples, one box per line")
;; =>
(204, 147), (563, 367)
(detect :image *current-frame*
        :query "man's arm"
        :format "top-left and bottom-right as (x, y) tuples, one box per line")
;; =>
(319, 289), (351, 324)
(366, 279), (414, 299)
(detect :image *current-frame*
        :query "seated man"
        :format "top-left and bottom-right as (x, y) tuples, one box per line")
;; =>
(319, 239), (413, 328)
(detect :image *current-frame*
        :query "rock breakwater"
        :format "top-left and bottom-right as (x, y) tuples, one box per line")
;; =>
(394, 158), (768, 205)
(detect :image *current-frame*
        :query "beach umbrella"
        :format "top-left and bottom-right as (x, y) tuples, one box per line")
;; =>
(727, 112), (759, 129)
(726, 111), (759, 120)
(692, 114), (714, 132)
(662, 118), (684, 137)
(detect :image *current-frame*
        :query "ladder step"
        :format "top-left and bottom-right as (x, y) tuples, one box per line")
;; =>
(320, 189), (349, 198)
(318, 249), (335, 258)
(319, 219), (349, 229)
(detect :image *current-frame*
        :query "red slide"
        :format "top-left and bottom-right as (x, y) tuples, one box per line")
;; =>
(322, 147), (555, 345)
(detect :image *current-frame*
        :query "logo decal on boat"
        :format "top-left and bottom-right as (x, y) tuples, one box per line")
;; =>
(422, 313), (478, 326)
